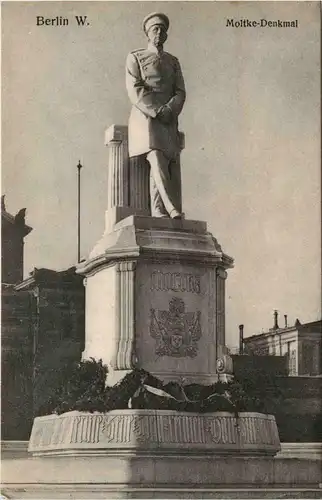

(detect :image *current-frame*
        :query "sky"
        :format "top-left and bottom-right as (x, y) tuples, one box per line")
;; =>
(2, 1), (321, 347)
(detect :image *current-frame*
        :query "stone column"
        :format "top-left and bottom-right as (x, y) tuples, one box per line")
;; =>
(105, 125), (129, 209)
(104, 125), (186, 230)
(216, 267), (227, 347)
(104, 125), (130, 231)
(172, 131), (185, 213)
(105, 125), (152, 231)
(128, 156), (150, 212)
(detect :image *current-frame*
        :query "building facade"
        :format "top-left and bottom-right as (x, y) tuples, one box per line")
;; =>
(244, 314), (322, 376)
(1, 195), (32, 284)
(1, 198), (85, 439)
(1, 268), (85, 439)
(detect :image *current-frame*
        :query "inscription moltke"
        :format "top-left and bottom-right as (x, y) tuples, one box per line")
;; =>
(151, 271), (201, 294)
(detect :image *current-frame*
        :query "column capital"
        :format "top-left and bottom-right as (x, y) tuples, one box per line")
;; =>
(115, 261), (137, 273)
(105, 125), (128, 145)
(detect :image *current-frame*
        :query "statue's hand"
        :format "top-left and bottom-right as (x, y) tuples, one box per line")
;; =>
(157, 105), (173, 124)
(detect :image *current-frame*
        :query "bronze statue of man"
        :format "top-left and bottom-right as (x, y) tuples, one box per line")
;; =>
(126, 13), (186, 219)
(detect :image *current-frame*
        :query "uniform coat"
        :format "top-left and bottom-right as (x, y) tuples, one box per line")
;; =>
(126, 48), (186, 160)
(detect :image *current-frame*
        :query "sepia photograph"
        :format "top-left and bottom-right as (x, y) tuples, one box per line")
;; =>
(1, 1), (321, 498)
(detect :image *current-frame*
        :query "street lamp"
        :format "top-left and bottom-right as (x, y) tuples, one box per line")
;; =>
(77, 161), (83, 263)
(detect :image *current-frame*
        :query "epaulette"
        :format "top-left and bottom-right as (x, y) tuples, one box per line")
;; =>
(130, 48), (146, 55)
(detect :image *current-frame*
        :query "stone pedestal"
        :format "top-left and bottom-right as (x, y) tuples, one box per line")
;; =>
(84, 124), (228, 385)
(77, 215), (233, 385)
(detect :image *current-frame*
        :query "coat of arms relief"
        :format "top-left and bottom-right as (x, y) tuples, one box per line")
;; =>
(150, 297), (202, 358)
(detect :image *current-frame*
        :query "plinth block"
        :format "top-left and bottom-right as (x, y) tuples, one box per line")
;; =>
(28, 410), (280, 457)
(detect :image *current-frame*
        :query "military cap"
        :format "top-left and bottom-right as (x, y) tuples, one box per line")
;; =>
(143, 12), (169, 34)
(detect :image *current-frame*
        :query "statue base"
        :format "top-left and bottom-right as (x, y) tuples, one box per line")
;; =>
(28, 410), (281, 457)
(76, 215), (233, 386)
(2, 410), (320, 498)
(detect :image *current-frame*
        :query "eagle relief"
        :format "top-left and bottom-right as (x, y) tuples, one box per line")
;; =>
(150, 297), (202, 358)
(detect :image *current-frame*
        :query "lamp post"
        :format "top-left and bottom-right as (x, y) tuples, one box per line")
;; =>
(77, 161), (83, 263)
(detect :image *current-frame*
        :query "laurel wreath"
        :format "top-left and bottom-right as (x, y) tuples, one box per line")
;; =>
(34, 359), (282, 418)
